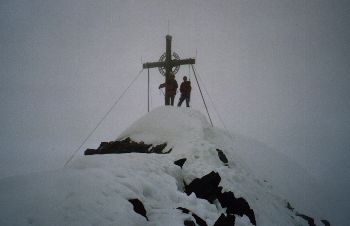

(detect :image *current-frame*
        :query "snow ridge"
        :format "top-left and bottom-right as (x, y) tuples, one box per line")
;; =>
(0, 107), (326, 226)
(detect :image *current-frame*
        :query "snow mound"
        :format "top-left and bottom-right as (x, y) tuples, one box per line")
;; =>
(0, 107), (327, 226)
(118, 106), (210, 146)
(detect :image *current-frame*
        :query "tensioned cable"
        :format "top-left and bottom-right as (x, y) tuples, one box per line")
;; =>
(64, 68), (144, 167)
(191, 64), (213, 127)
(192, 65), (233, 140)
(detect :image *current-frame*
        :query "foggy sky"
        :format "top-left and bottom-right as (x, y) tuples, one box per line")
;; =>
(1, 0), (349, 225)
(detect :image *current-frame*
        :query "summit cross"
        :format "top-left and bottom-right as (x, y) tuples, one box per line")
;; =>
(143, 35), (195, 105)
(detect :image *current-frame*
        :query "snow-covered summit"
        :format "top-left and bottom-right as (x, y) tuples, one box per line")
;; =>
(0, 107), (328, 226)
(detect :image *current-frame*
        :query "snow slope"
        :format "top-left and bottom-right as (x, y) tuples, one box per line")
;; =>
(0, 107), (325, 226)
(229, 133), (329, 219)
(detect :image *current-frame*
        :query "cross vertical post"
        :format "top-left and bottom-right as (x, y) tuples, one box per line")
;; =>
(164, 35), (172, 105)
(165, 35), (172, 83)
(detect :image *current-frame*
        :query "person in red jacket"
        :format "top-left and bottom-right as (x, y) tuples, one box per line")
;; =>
(159, 73), (178, 106)
(177, 76), (192, 107)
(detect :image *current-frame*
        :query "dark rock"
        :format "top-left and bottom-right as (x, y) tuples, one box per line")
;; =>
(184, 220), (195, 226)
(177, 207), (208, 226)
(84, 137), (168, 155)
(177, 207), (190, 214)
(286, 201), (294, 211)
(192, 213), (208, 226)
(174, 158), (187, 168)
(321, 219), (331, 226)
(183, 171), (256, 225)
(296, 213), (316, 226)
(216, 149), (228, 165)
(217, 191), (256, 225)
(163, 148), (172, 154)
(84, 149), (96, 155)
(184, 171), (222, 203)
(150, 143), (168, 153)
(213, 213), (235, 226)
(128, 199), (148, 221)
(182, 172), (256, 225)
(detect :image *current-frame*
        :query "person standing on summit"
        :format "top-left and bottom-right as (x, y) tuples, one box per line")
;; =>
(177, 76), (192, 107)
(159, 73), (178, 106)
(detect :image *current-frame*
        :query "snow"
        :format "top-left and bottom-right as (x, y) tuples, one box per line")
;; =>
(0, 106), (325, 226)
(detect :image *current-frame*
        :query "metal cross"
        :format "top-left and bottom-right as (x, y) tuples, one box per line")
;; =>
(143, 35), (195, 105)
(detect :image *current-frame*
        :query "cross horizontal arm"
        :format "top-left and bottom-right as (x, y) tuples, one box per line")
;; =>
(171, 58), (196, 67)
(143, 61), (166, 69)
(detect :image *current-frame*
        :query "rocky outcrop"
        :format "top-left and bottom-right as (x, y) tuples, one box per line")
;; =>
(286, 201), (331, 226)
(213, 214), (235, 226)
(184, 171), (256, 226)
(84, 137), (168, 155)
(128, 199), (148, 221)
(184, 171), (222, 203)
(296, 213), (316, 226)
(218, 191), (256, 225)
(177, 207), (208, 226)
(174, 158), (187, 168)
(216, 149), (228, 165)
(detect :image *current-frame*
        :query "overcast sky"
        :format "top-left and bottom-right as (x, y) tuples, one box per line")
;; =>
(1, 0), (349, 224)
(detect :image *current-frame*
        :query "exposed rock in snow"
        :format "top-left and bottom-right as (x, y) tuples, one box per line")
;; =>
(84, 137), (168, 155)
(177, 207), (208, 226)
(213, 213), (235, 226)
(216, 149), (228, 166)
(174, 158), (187, 168)
(218, 191), (256, 225)
(296, 213), (316, 226)
(184, 171), (256, 225)
(129, 198), (149, 221)
(184, 171), (222, 204)
(321, 219), (331, 226)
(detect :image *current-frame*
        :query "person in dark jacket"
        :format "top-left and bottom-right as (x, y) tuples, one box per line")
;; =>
(177, 76), (192, 107)
(159, 73), (178, 106)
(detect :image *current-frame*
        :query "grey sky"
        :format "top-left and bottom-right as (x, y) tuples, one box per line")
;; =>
(1, 0), (349, 224)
